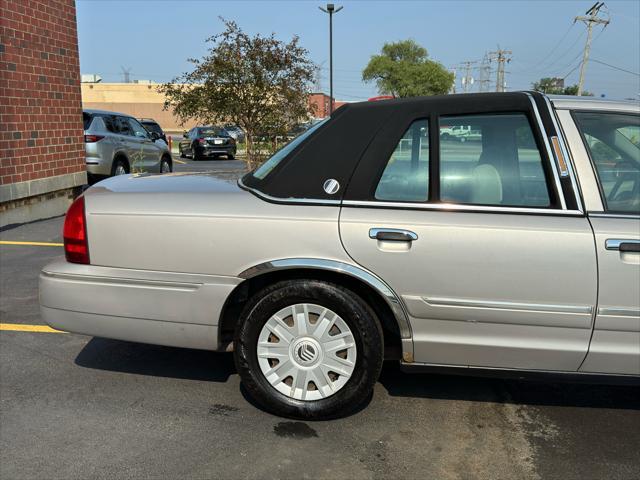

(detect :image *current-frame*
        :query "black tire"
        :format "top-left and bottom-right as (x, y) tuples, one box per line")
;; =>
(179, 147), (187, 159)
(227, 153), (235, 160)
(160, 156), (172, 173)
(234, 280), (384, 419)
(192, 144), (201, 161)
(110, 157), (129, 177)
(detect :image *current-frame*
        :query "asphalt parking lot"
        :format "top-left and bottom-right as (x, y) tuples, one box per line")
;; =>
(1, 156), (639, 480)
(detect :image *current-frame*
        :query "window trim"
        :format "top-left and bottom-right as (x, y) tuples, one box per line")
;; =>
(571, 109), (640, 215)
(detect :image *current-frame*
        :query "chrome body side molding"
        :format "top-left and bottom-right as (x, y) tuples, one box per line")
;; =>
(238, 258), (413, 339)
(598, 307), (640, 318)
(423, 296), (593, 315)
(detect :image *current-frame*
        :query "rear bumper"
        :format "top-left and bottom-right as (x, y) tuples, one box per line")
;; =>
(200, 145), (236, 156)
(39, 260), (242, 351)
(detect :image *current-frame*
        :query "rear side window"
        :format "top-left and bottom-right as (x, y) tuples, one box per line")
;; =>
(100, 115), (117, 133)
(115, 116), (133, 136)
(375, 119), (429, 202)
(82, 112), (93, 130)
(439, 113), (551, 207)
(573, 111), (640, 214)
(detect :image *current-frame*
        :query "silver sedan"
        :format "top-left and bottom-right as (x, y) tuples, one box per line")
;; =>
(41, 93), (640, 418)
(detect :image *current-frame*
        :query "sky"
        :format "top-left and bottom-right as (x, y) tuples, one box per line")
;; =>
(77, 0), (640, 101)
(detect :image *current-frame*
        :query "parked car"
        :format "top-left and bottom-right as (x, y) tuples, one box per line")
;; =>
(224, 125), (246, 143)
(179, 126), (236, 160)
(43, 93), (639, 419)
(138, 118), (168, 144)
(83, 109), (172, 183)
(440, 124), (481, 142)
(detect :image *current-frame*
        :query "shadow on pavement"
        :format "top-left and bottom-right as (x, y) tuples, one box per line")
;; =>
(379, 362), (640, 411)
(75, 339), (639, 411)
(75, 337), (236, 382)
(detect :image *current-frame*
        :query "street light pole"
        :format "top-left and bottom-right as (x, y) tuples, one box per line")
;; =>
(319, 3), (342, 115)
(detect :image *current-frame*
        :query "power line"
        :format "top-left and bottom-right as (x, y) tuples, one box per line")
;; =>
(517, 22), (575, 72)
(590, 58), (640, 76)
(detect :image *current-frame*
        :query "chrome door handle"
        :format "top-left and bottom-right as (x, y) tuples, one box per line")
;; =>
(369, 228), (418, 242)
(606, 239), (640, 252)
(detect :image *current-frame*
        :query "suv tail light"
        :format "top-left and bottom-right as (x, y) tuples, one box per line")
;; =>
(197, 137), (206, 144)
(63, 196), (90, 264)
(84, 134), (104, 143)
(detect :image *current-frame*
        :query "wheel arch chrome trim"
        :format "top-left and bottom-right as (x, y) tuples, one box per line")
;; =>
(238, 258), (413, 339)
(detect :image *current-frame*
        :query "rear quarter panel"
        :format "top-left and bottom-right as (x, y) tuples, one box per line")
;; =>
(84, 181), (351, 276)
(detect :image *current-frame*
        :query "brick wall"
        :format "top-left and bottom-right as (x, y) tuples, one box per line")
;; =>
(0, 0), (85, 192)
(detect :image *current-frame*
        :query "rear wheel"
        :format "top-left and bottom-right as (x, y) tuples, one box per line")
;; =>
(179, 146), (187, 159)
(160, 157), (172, 173)
(192, 144), (201, 161)
(111, 158), (128, 176)
(234, 280), (383, 419)
(227, 153), (235, 160)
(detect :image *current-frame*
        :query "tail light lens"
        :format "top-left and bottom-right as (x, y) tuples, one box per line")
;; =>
(63, 196), (89, 264)
(84, 134), (104, 143)
(198, 138), (206, 144)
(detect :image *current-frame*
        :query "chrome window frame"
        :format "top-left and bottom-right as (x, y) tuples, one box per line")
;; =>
(541, 95), (586, 213)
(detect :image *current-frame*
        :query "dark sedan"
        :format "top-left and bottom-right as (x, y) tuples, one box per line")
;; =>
(179, 126), (236, 160)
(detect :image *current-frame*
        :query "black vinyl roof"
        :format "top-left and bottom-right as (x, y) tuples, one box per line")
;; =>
(241, 92), (542, 201)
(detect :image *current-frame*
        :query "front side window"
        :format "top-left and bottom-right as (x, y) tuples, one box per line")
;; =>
(375, 119), (429, 202)
(573, 111), (640, 214)
(439, 113), (551, 207)
(127, 118), (150, 139)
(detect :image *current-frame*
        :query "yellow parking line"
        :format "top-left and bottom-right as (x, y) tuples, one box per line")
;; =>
(0, 241), (63, 247)
(0, 323), (65, 333)
(174, 159), (186, 164)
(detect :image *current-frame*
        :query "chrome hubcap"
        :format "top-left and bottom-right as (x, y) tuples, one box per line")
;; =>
(161, 161), (170, 173)
(114, 165), (127, 175)
(257, 303), (357, 401)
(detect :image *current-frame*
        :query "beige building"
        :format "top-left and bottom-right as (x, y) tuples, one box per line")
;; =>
(81, 82), (192, 135)
(81, 83), (348, 136)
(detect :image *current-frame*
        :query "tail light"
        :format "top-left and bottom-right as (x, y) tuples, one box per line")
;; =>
(63, 196), (89, 264)
(198, 138), (206, 144)
(84, 134), (104, 143)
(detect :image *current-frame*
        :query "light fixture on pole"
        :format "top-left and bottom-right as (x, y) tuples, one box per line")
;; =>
(319, 3), (342, 114)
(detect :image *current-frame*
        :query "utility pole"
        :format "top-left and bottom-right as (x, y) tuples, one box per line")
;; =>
(319, 3), (343, 114)
(575, 2), (609, 96)
(478, 53), (492, 92)
(489, 48), (512, 92)
(459, 61), (476, 93)
(449, 67), (457, 94)
(120, 66), (132, 83)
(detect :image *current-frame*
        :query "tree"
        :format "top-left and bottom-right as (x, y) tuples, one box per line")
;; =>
(362, 39), (453, 98)
(532, 77), (593, 96)
(159, 19), (315, 169)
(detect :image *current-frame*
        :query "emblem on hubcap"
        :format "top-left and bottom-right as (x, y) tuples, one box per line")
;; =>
(297, 343), (316, 363)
